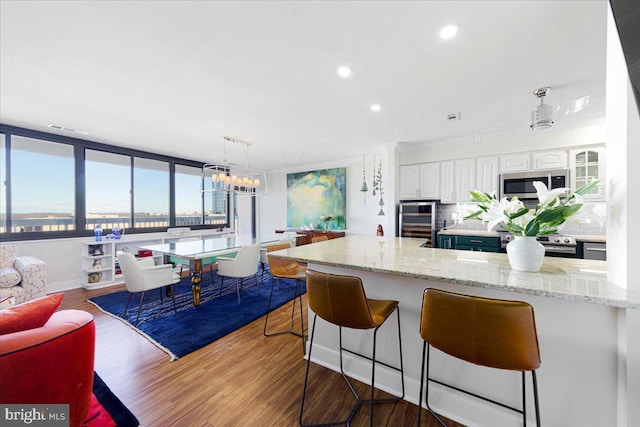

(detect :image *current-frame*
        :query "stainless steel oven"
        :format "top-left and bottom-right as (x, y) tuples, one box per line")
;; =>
(500, 232), (579, 258)
(500, 169), (569, 200)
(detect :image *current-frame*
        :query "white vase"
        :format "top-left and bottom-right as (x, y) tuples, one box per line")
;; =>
(506, 236), (545, 272)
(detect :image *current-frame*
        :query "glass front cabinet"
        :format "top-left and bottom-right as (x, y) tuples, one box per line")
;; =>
(569, 146), (605, 200)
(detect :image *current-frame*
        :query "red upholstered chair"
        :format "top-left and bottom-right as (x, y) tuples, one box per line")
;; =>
(0, 294), (96, 427)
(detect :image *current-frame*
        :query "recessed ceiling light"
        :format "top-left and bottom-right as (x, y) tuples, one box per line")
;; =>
(337, 66), (352, 78)
(439, 25), (458, 40)
(370, 104), (382, 112)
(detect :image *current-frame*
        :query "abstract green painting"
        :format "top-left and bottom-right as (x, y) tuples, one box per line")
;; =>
(286, 167), (346, 230)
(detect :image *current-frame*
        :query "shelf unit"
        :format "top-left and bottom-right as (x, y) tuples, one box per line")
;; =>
(80, 242), (115, 289)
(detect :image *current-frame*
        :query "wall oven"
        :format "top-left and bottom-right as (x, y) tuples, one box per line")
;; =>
(500, 169), (569, 200)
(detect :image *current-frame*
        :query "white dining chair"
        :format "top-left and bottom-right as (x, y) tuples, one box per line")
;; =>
(217, 244), (260, 303)
(117, 251), (181, 325)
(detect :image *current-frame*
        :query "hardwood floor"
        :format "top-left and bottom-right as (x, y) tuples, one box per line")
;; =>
(60, 286), (464, 426)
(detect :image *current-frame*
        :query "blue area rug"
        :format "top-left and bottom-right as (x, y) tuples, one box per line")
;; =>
(89, 270), (305, 361)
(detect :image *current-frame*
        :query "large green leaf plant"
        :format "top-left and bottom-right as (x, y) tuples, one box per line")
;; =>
(452, 180), (600, 237)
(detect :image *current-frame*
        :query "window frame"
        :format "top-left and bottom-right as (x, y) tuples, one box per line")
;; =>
(0, 124), (230, 241)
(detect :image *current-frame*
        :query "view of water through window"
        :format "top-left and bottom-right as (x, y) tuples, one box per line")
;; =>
(1, 133), (229, 234)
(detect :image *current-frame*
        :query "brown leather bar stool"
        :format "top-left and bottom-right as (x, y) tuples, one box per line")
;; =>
(300, 269), (405, 427)
(263, 243), (307, 354)
(418, 288), (541, 427)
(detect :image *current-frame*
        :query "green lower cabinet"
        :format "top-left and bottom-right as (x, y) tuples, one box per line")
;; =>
(454, 244), (501, 253)
(438, 235), (455, 249)
(437, 234), (500, 252)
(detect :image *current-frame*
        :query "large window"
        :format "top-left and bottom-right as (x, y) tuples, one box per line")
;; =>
(203, 167), (228, 225)
(0, 134), (6, 232)
(10, 136), (75, 232)
(134, 157), (169, 228)
(0, 125), (231, 240)
(85, 150), (131, 231)
(175, 164), (205, 226)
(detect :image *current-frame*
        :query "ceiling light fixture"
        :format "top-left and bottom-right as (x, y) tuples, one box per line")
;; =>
(530, 87), (554, 130)
(202, 136), (268, 196)
(439, 25), (458, 40)
(370, 104), (382, 112)
(337, 66), (352, 78)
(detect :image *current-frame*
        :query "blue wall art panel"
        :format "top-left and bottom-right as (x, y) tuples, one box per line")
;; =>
(286, 167), (346, 230)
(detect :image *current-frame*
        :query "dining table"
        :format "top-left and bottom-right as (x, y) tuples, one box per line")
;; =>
(137, 236), (278, 307)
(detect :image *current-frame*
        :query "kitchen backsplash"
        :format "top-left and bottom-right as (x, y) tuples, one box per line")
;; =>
(437, 202), (607, 236)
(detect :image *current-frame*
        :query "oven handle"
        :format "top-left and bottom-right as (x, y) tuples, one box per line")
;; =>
(543, 245), (577, 254)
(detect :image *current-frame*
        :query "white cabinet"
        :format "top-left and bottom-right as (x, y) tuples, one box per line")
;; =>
(419, 163), (440, 199)
(399, 165), (420, 199)
(455, 159), (476, 202)
(440, 161), (455, 203)
(475, 156), (499, 195)
(501, 150), (567, 172)
(399, 163), (440, 199)
(500, 153), (531, 172)
(533, 150), (568, 170)
(569, 147), (606, 199)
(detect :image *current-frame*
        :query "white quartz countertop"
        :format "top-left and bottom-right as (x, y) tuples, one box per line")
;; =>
(270, 235), (638, 309)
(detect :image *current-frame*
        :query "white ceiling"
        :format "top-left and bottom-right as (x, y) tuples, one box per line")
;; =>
(0, 1), (608, 172)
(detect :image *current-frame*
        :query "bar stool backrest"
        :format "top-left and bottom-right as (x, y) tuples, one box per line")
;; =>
(267, 243), (301, 275)
(306, 269), (377, 330)
(420, 288), (541, 371)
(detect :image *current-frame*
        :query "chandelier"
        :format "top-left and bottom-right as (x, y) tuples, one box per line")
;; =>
(201, 136), (268, 196)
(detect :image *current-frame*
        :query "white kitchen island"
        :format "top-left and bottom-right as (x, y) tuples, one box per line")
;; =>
(269, 235), (640, 427)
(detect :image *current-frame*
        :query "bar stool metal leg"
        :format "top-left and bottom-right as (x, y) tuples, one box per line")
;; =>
(301, 307), (404, 427)
(263, 277), (307, 354)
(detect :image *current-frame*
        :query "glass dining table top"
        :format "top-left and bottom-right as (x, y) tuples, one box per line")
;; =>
(138, 236), (271, 260)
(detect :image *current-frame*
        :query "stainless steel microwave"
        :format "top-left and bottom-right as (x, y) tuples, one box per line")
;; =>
(500, 169), (569, 199)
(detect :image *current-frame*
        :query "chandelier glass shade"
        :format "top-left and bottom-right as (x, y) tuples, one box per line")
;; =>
(201, 137), (268, 196)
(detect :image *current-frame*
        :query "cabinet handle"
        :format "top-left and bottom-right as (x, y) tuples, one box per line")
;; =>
(585, 247), (607, 252)
(469, 239), (482, 243)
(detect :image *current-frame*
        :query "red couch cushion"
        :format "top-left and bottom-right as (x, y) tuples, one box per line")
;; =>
(0, 293), (64, 335)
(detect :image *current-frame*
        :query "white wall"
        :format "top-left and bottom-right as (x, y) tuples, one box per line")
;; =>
(5, 237), (90, 292)
(258, 147), (396, 242)
(606, 5), (640, 426)
(3, 229), (228, 293)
